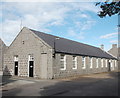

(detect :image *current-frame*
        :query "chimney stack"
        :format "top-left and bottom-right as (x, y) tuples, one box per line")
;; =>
(112, 44), (117, 49)
(100, 44), (104, 50)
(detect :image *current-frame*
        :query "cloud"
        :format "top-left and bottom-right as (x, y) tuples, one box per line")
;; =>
(1, 2), (98, 45)
(81, 20), (96, 30)
(66, 29), (84, 40)
(100, 33), (118, 39)
(1, 19), (21, 45)
(110, 40), (118, 44)
(69, 2), (99, 13)
(2, 0), (102, 2)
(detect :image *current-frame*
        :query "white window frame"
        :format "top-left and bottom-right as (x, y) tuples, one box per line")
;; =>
(90, 57), (93, 68)
(106, 59), (108, 67)
(111, 60), (114, 70)
(14, 55), (18, 61)
(28, 54), (34, 61)
(60, 55), (66, 70)
(101, 59), (104, 68)
(96, 58), (99, 68)
(115, 60), (117, 67)
(82, 56), (86, 69)
(72, 56), (77, 69)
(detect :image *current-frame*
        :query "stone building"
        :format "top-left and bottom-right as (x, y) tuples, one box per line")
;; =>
(108, 44), (119, 70)
(0, 38), (7, 72)
(108, 44), (118, 58)
(3, 27), (118, 79)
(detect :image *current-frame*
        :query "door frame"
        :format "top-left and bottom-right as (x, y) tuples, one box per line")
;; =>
(28, 54), (34, 77)
(14, 55), (19, 76)
(29, 61), (34, 77)
(14, 61), (18, 76)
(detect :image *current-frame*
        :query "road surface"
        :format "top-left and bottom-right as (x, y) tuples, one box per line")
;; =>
(2, 72), (119, 96)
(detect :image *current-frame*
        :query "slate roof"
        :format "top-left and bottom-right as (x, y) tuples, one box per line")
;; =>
(30, 29), (116, 59)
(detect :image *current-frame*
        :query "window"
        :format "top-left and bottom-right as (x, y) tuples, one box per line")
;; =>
(60, 54), (66, 70)
(14, 55), (18, 61)
(113, 60), (115, 68)
(82, 56), (86, 69)
(106, 59), (108, 67)
(28, 54), (34, 61)
(111, 60), (114, 70)
(101, 59), (104, 67)
(89, 57), (93, 68)
(96, 58), (99, 68)
(72, 56), (77, 69)
(22, 41), (25, 44)
(115, 60), (117, 67)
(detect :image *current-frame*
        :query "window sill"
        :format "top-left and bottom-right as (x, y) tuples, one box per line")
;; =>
(60, 68), (66, 71)
(82, 67), (86, 69)
(72, 68), (77, 70)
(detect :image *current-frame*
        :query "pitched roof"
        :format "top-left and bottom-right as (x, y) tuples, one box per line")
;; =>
(29, 28), (116, 59)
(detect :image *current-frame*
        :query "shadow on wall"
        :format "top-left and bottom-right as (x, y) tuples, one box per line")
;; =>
(2, 66), (15, 86)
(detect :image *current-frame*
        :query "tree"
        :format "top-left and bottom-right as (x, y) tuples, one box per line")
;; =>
(96, 1), (120, 18)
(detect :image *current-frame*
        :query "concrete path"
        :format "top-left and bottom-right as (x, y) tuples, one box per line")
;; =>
(1, 72), (119, 96)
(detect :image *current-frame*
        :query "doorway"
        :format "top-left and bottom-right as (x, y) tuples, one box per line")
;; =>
(41, 54), (47, 79)
(108, 61), (111, 71)
(14, 61), (18, 75)
(29, 61), (34, 77)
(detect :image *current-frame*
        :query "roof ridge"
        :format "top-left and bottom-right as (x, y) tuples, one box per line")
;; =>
(28, 27), (115, 59)
(29, 28), (101, 50)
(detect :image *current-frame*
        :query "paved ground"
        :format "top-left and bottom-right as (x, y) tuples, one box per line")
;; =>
(1, 71), (119, 96)
(0, 71), (3, 98)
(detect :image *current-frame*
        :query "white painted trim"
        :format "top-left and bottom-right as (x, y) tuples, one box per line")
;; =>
(106, 50), (118, 59)
(106, 59), (108, 67)
(82, 56), (86, 69)
(96, 58), (99, 68)
(60, 55), (66, 70)
(14, 55), (19, 76)
(14, 55), (18, 61)
(90, 57), (93, 69)
(28, 61), (35, 77)
(101, 59), (104, 68)
(27, 56), (29, 77)
(28, 54), (35, 77)
(100, 48), (117, 59)
(72, 56), (77, 70)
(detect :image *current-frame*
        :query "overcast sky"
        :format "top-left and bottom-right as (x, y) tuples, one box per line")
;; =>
(0, 0), (118, 51)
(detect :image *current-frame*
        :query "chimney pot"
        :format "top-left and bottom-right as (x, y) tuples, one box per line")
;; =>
(112, 44), (117, 48)
(100, 44), (104, 50)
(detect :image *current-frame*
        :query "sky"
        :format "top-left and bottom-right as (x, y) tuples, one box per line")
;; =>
(0, 0), (118, 51)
